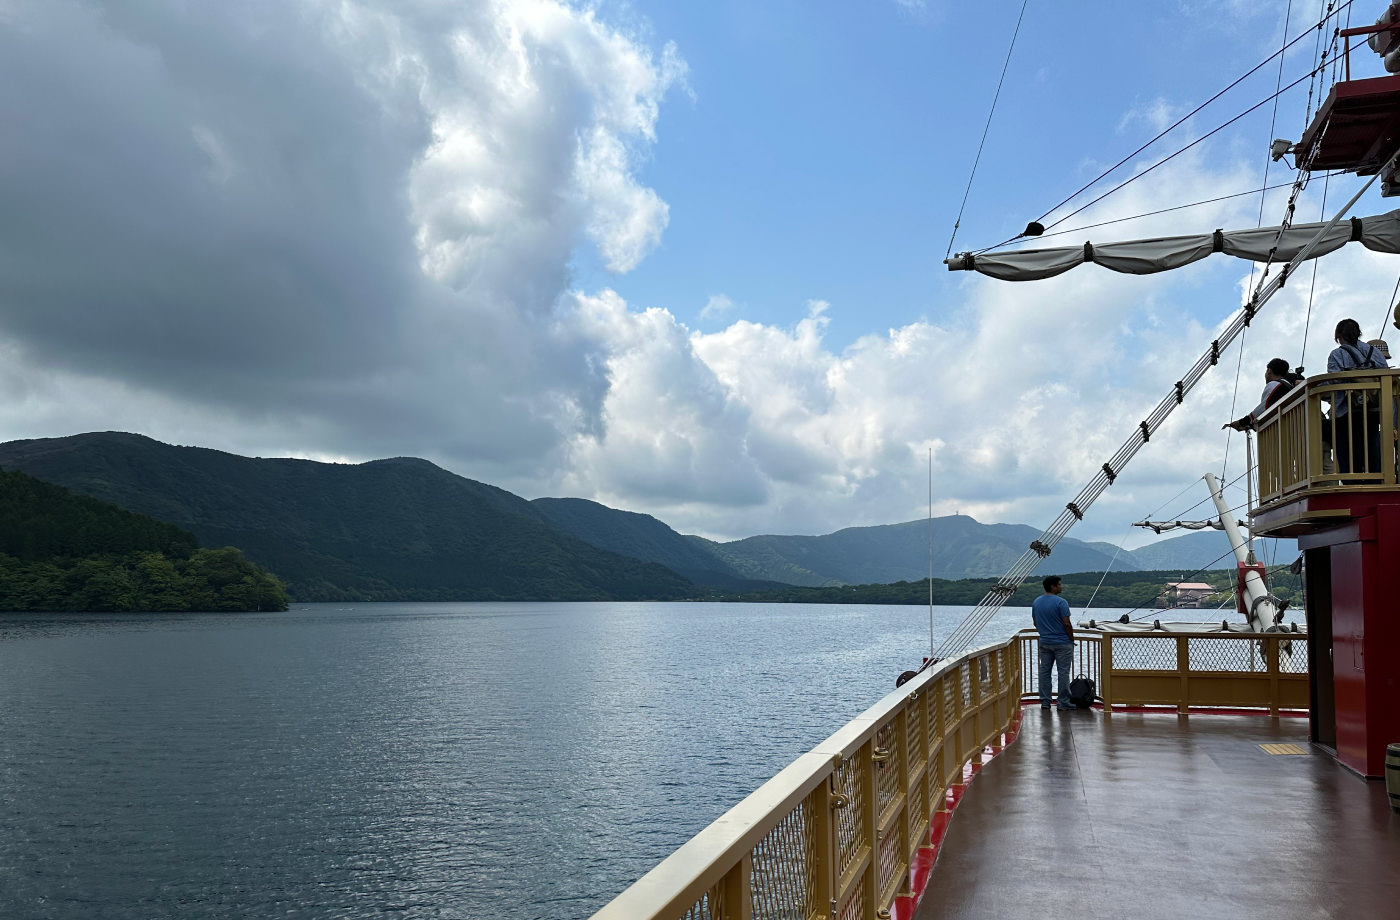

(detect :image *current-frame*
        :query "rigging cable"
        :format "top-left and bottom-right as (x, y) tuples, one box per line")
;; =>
(1036, 66), (1323, 237)
(1221, 330), (1249, 484)
(1156, 464), (1258, 526)
(1018, 173), (1346, 243)
(931, 145), (1400, 659)
(1375, 269), (1400, 341)
(963, 0), (1355, 254)
(972, 58), (1340, 255)
(1300, 170), (1332, 368)
(1082, 525), (1135, 613)
(944, 0), (1031, 259)
(1225, 2), (1293, 487)
(1025, 3), (1349, 233)
(1301, 0), (1343, 368)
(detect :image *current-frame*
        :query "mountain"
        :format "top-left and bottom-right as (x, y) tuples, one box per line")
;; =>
(695, 519), (1295, 586)
(704, 516), (1145, 586)
(1127, 529), (1296, 572)
(0, 433), (691, 602)
(530, 497), (781, 590)
(0, 467), (287, 612)
(0, 431), (1293, 602)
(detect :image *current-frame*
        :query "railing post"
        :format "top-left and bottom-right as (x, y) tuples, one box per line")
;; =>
(1101, 634), (1113, 710)
(812, 766), (835, 920)
(896, 706), (912, 900)
(970, 656), (983, 751)
(720, 854), (753, 920)
(1308, 390), (1325, 488)
(1176, 636), (1190, 714)
(1267, 636), (1281, 718)
(1386, 373), (1397, 486)
(861, 739), (879, 920)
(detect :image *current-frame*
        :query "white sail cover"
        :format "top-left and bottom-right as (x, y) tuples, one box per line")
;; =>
(946, 210), (1400, 281)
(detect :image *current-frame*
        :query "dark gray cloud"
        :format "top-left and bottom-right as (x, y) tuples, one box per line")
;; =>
(0, 0), (678, 467)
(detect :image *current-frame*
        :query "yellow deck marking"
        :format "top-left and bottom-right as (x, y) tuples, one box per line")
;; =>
(1259, 743), (1309, 755)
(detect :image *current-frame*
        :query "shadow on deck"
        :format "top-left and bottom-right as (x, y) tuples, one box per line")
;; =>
(913, 709), (1400, 920)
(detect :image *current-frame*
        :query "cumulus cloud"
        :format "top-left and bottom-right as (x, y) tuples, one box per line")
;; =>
(0, 0), (1387, 551)
(552, 140), (1385, 542)
(0, 0), (680, 473)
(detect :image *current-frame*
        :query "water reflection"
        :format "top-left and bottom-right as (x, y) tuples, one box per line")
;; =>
(0, 601), (1068, 919)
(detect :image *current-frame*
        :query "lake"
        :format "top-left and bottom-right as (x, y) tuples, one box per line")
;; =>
(0, 601), (1125, 919)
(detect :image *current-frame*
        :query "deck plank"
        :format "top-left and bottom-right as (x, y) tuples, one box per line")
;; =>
(913, 709), (1400, 920)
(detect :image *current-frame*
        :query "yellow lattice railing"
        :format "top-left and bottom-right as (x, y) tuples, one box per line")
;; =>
(594, 627), (1309, 920)
(1255, 367), (1400, 506)
(590, 638), (1023, 920)
(1015, 629), (1307, 715)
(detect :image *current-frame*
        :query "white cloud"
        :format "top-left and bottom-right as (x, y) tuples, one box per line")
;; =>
(544, 143), (1387, 543)
(700, 294), (736, 321)
(0, 0), (1389, 554)
(0, 0), (682, 474)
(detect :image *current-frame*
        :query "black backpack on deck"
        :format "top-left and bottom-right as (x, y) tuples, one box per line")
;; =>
(1068, 675), (1096, 709)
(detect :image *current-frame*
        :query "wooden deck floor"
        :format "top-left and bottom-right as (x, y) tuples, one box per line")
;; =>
(912, 708), (1400, 920)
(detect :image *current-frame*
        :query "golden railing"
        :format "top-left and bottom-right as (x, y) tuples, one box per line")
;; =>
(590, 638), (1023, 920)
(1255, 367), (1400, 505)
(1015, 629), (1307, 715)
(593, 629), (1307, 920)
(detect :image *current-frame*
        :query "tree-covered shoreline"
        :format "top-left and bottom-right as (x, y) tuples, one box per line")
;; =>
(709, 568), (1303, 612)
(0, 469), (288, 612)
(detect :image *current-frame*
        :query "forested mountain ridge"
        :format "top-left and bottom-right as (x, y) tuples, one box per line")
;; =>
(0, 468), (287, 611)
(0, 432), (1290, 603)
(0, 433), (691, 602)
(530, 497), (784, 590)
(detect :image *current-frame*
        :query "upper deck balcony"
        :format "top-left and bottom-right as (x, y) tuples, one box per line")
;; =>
(1251, 367), (1400, 537)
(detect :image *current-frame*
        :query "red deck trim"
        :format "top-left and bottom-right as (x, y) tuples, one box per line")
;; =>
(890, 709), (1024, 920)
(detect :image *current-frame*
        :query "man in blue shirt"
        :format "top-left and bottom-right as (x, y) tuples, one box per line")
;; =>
(1032, 575), (1075, 710)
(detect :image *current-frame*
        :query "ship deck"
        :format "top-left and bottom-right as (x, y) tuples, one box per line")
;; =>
(912, 709), (1400, 920)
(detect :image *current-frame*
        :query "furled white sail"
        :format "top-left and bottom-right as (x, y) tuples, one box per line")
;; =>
(945, 210), (1400, 281)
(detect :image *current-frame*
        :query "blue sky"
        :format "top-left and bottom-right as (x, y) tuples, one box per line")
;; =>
(0, 0), (1391, 546)
(586, 1), (1345, 342)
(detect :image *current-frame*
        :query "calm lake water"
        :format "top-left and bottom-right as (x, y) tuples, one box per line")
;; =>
(0, 601), (1129, 919)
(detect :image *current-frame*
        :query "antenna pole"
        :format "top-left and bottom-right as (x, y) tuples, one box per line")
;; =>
(1245, 431), (1256, 563)
(928, 448), (935, 660)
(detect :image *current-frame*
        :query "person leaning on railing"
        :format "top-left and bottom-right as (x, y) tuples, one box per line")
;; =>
(1221, 357), (1302, 432)
(1325, 318), (1389, 475)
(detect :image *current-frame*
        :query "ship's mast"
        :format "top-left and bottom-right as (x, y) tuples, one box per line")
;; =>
(1203, 470), (1277, 632)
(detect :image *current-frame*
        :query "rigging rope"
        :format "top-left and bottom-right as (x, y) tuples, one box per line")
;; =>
(968, 1), (1354, 257)
(1082, 525), (1134, 613)
(944, 0), (1031, 259)
(1036, 66), (1325, 237)
(1134, 520), (1226, 534)
(1151, 464), (1258, 534)
(1018, 173), (1346, 243)
(931, 144), (1400, 660)
(1300, 169), (1331, 368)
(1302, 0), (1338, 134)
(1376, 270), (1400, 341)
(1023, 4), (1349, 235)
(1300, 0), (1342, 369)
(972, 60), (1341, 256)
(1221, 325), (1249, 483)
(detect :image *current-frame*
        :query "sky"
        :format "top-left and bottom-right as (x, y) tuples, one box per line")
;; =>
(0, 0), (1394, 547)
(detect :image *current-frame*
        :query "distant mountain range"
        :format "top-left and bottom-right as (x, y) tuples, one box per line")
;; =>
(0, 432), (1290, 602)
(0, 433), (690, 602)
